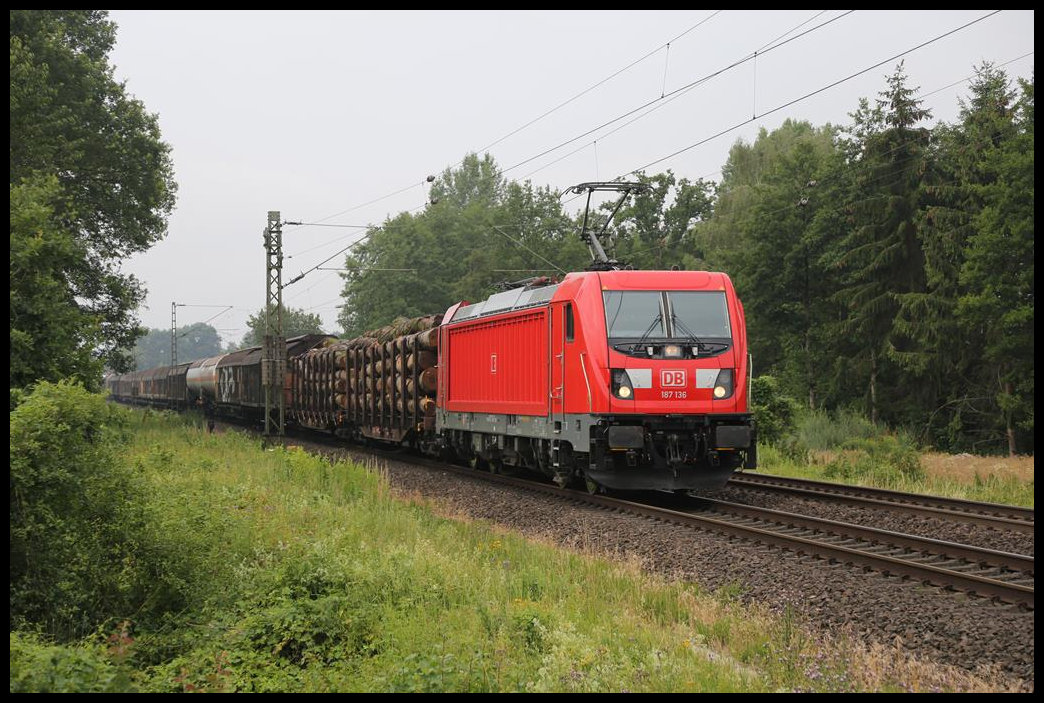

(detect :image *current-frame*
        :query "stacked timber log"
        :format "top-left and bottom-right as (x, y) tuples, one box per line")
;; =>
(364, 315), (440, 344)
(348, 315), (441, 436)
(291, 339), (351, 427)
(292, 313), (441, 438)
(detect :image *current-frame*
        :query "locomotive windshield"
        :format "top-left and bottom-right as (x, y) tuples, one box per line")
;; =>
(667, 291), (731, 339)
(603, 290), (731, 357)
(603, 291), (665, 338)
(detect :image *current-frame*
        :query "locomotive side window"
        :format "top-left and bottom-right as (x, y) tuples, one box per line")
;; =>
(565, 303), (574, 342)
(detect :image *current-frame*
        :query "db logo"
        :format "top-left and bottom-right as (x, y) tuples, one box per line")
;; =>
(661, 369), (686, 387)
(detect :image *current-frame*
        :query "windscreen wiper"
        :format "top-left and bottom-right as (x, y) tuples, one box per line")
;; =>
(670, 314), (705, 350)
(626, 313), (663, 354)
(670, 315), (729, 355)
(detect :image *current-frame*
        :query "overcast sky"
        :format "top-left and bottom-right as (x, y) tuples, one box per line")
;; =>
(106, 10), (1034, 345)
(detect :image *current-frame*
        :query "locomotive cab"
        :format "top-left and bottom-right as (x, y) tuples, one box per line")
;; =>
(580, 270), (757, 491)
(437, 268), (756, 494)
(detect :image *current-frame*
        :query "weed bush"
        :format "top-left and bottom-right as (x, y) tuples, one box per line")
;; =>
(796, 409), (880, 451)
(750, 376), (801, 445)
(10, 382), (230, 642)
(9, 631), (136, 693)
(822, 434), (925, 483)
(10, 381), (142, 638)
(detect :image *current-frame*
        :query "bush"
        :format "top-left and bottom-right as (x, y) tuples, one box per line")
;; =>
(10, 381), (145, 638)
(750, 375), (801, 445)
(9, 630), (136, 693)
(822, 433), (925, 483)
(796, 409), (879, 451)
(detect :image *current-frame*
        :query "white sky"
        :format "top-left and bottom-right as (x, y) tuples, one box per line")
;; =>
(106, 10), (1034, 345)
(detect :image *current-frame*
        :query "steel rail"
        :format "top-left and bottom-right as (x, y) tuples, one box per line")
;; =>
(728, 473), (1034, 534)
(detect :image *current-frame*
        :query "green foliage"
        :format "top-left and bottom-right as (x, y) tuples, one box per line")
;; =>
(833, 63), (932, 425)
(600, 170), (715, 270)
(380, 647), (487, 693)
(750, 375), (801, 445)
(954, 72), (1034, 454)
(796, 409), (881, 451)
(241, 305), (325, 348)
(9, 383), (222, 641)
(10, 176), (104, 389)
(10, 381), (138, 638)
(10, 11), (177, 383)
(822, 433), (925, 483)
(338, 153), (589, 337)
(12, 410), (1018, 691)
(701, 120), (842, 410)
(694, 64), (1033, 454)
(9, 631), (137, 693)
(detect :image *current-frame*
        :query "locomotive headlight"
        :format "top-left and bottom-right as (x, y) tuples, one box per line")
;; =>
(611, 369), (635, 400)
(712, 369), (734, 399)
(663, 344), (683, 358)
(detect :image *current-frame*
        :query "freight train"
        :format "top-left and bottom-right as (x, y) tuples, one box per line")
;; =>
(106, 268), (756, 493)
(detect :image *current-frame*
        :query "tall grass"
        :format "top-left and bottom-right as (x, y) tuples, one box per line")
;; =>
(797, 409), (881, 451)
(754, 410), (1034, 507)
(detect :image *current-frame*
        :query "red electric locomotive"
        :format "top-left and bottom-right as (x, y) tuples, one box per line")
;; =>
(436, 268), (756, 492)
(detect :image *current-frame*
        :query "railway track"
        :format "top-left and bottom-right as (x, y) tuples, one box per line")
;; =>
(675, 495), (1034, 609)
(727, 472), (1035, 535)
(529, 479), (1033, 609)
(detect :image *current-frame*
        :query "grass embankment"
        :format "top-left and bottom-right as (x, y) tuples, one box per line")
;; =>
(10, 411), (1022, 692)
(754, 411), (1034, 508)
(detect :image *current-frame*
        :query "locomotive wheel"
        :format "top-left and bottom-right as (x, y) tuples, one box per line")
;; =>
(584, 476), (602, 495)
(468, 454), (488, 471)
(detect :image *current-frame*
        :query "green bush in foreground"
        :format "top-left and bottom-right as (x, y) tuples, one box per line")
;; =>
(9, 382), (227, 642)
(9, 631), (137, 693)
(10, 381), (141, 639)
(750, 375), (801, 445)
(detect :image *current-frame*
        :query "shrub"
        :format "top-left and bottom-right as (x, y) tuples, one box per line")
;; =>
(797, 409), (879, 451)
(10, 381), (142, 639)
(9, 631), (136, 693)
(750, 375), (801, 445)
(822, 433), (925, 483)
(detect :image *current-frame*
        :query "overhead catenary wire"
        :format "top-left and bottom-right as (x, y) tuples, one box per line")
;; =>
(288, 12), (727, 236)
(174, 304), (233, 337)
(615, 48), (1035, 220)
(291, 9), (857, 263)
(477, 11), (723, 156)
(503, 11), (858, 179)
(620, 10), (1004, 178)
(305, 11), (1014, 259)
(520, 12), (852, 186)
(490, 225), (568, 275)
